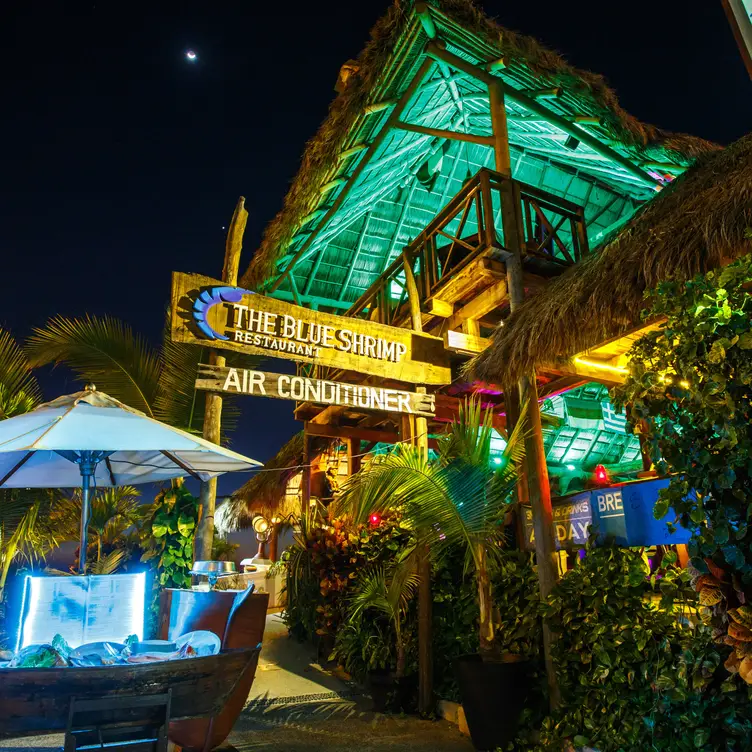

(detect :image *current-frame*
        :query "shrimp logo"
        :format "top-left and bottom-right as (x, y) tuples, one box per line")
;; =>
(191, 286), (253, 341)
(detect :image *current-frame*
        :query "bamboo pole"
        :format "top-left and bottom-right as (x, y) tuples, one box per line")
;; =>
(488, 78), (561, 708)
(194, 197), (249, 562)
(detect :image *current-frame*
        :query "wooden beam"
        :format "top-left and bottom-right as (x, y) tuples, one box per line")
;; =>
(528, 87), (562, 100)
(415, 1), (438, 39)
(309, 404), (349, 425)
(425, 42), (659, 190)
(305, 421), (400, 445)
(395, 121), (494, 146)
(305, 421), (440, 451)
(443, 329), (490, 355)
(445, 278), (508, 331)
(425, 298), (453, 318)
(542, 360), (626, 386)
(269, 57), (436, 292)
(461, 318), (480, 337)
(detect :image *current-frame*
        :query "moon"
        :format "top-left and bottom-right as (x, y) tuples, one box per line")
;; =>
(185, 50), (197, 62)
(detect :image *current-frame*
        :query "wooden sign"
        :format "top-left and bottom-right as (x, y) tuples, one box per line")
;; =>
(195, 364), (436, 417)
(170, 272), (451, 385)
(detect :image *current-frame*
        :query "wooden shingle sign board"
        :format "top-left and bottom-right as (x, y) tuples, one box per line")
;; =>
(170, 272), (451, 385)
(196, 364), (436, 417)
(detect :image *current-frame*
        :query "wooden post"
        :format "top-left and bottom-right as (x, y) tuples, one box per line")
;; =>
(301, 432), (311, 516)
(399, 255), (434, 715)
(345, 437), (361, 477)
(415, 386), (432, 715)
(194, 198), (249, 563)
(489, 77), (561, 707)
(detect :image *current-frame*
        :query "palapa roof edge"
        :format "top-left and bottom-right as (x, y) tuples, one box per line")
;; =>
(466, 132), (752, 387)
(222, 431), (305, 530)
(241, 0), (719, 290)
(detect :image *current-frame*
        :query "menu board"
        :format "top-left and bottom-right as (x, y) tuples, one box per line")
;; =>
(17, 573), (146, 650)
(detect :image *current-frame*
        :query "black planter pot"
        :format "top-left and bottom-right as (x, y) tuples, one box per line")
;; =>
(454, 654), (531, 751)
(368, 670), (416, 713)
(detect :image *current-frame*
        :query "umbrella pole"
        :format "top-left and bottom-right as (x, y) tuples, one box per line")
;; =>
(78, 452), (98, 575)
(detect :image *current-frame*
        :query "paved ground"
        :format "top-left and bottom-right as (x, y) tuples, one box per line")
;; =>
(1, 614), (472, 752)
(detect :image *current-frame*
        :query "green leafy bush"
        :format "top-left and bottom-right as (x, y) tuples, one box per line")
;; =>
(433, 547), (542, 702)
(530, 540), (752, 751)
(614, 253), (752, 660)
(141, 484), (197, 588)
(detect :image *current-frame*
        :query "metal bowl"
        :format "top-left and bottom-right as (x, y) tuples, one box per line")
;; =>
(189, 560), (237, 586)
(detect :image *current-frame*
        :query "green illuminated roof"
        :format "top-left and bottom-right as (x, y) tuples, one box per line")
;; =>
(241, 0), (717, 308)
(542, 382), (642, 494)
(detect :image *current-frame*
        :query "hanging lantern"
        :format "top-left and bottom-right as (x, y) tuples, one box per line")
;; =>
(369, 513), (382, 527)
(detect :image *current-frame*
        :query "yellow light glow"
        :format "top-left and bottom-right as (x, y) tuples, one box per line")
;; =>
(573, 357), (629, 375)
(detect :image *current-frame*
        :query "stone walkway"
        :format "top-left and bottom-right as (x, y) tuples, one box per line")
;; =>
(1, 614), (472, 752)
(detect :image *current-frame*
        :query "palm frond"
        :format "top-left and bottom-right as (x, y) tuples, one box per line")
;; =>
(154, 315), (206, 432)
(438, 397), (493, 468)
(25, 315), (162, 416)
(386, 552), (420, 614)
(350, 566), (392, 622)
(0, 327), (41, 419)
(51, 486), (144, 545)
(89, 548), (127, 575)
(155, 314), (262, 437)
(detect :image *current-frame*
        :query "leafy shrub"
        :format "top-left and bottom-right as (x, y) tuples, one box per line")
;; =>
(141, 484), (197, 588)
(530, 540), (752, 751)
(279, 510), (414, 647)
(614, 254), (752, 661)
(433, 547), (542, 702)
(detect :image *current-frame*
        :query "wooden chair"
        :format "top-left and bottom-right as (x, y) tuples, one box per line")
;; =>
(64, 690), (171, 752)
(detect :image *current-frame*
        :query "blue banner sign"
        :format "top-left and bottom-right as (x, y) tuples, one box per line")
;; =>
(522, 478), (691, 550)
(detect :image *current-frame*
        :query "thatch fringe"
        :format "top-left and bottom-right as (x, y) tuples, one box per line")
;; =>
(241, 0), (718, 290)
(222, 431), (305, 530)
(467, 133), (752, 386)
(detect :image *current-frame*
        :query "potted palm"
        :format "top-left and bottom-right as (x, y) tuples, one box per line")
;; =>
(348, 556), (419, 711)
(338, 398), (530, 750)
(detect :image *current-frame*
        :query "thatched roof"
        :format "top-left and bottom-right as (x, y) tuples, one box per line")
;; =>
(241, 0), (717, 297)
(221, 432), (304, 530)
(468, 133), (752, 386)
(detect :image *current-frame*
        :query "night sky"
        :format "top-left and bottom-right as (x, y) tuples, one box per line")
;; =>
(2, 1), (750, 494)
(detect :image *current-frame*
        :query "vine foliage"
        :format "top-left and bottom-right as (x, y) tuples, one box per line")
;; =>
(614, 252), (752, 678)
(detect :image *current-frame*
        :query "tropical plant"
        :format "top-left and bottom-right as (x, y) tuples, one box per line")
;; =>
(0, 490), (58, 598)
(337, 397), (524, 659)
(25, 313), (254, 435)
(349, 556), (419, 678)
(531, 539), (752, 752)
(51, 486), (146, 569)
(279, 501), (415, 645)
(432, 547), (542, 703)
(0, 326), (41, 418)
(141, 484), (198, 588)
(613, 253), (752, 672)
(0, 328), (52, 600)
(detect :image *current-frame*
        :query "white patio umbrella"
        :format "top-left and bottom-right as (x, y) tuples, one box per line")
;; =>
(0, 385), (261, 573)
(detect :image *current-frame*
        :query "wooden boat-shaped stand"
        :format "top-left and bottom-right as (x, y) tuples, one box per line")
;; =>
(0, 646), (261, 740)
(1, 587), (269, 751)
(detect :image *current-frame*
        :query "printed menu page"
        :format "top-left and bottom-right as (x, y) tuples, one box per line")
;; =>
(19, 573), (146, 649)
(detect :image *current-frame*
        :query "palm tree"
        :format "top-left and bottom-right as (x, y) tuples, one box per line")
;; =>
(349, 556), (419, 678)
(337, 398), (524, 659)
(25, 314), (218, 434)
(51, 486), (146, 569)
(0, 327), (57, 600)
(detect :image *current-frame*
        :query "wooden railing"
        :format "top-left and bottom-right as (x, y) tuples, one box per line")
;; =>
(345, 169), (589, 326)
